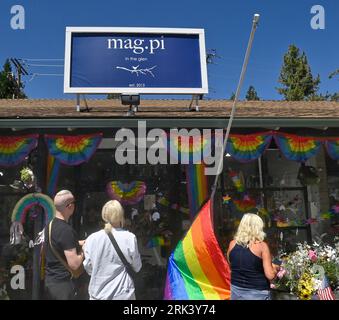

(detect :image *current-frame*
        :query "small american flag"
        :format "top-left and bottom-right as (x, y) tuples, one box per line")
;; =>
(317, 276), (336, 300)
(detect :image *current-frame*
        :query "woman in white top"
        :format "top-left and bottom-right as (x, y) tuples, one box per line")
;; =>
(83, 200), (142, 300)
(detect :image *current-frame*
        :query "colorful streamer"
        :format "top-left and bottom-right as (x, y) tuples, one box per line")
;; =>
(157, 197), (189, 215)
(46, 154), (60, 197)
(0, 134), (38, 167)
(11, 193), (55, 226)
(226, 132), (272, 162)
(45, 133), (102, 166)
(164, 200), (231, 300)
(106, 181), (146, 205)
(274, 133), (321, 162)
(185, 163), (208, 219)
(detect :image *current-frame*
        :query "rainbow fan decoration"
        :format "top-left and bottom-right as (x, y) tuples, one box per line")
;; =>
(274, 133), (321, 162)
(164, 200), (231, 300)
(324, 139), (339, 160)
(45, 133), (102, 166)
(185, 163), (208, 219)
(106, 181), (146, 205)
(164, 132), (212, 164)
(226, 132), (273, 162)
(11, 193), (55, 225)
(0, 134), (38, 167)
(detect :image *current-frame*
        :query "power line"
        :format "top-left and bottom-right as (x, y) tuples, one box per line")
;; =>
(26, 64), (64, 67)
(19, 58), (64, 61)
(29, 73), (63, 81)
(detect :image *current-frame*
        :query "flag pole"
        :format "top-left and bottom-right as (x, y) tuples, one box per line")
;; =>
(211, 13), (260, 200)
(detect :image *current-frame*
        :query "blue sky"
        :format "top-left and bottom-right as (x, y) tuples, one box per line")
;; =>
(0, 0), (338, 100)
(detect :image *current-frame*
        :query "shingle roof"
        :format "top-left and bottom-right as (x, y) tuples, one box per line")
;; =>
(0, 99), (339, 119)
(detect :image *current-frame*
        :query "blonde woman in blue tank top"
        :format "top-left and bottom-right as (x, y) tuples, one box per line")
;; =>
(226, 213), (280, 300)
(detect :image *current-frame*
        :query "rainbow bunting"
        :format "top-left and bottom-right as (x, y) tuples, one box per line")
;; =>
(324, 139), (339, 160)
(274, 133), (321, 162)
(164, 132), (212, 164)
(106, 181), (146, 205)
(46, 154), (60, 197)
(226, 132), (273, 162)
(185, 163), (208, 219)
(164, 200), (231, 300)
(0, 134), (38, 167)
(44, 133), (102, 166)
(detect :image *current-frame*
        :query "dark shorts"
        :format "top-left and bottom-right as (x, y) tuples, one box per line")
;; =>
(44, 279), (76, 300)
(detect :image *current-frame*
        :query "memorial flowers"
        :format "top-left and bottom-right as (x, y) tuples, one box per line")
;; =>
(273, 237), (339, 300)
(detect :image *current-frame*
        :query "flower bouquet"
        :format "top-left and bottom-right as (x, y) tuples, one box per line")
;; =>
(272, 237), (339, 300)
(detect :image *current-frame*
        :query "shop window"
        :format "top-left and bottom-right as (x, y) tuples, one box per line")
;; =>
(219, 150), (311, 256)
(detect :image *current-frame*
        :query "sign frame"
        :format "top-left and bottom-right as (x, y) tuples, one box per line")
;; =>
(64, 27), (208, 94)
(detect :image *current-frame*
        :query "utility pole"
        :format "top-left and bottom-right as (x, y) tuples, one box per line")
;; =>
(10, 58), (28, 98)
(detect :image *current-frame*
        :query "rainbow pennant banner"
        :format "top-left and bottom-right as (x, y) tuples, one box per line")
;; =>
(0, 134), (38, 167)
(164, 199), (231, 300)
(106, 181), (146, 205)
(274, 133), (321, 162)
(44, 133), (102, 166)
(226, 132), (273, 162)
(185, 163), (208, 219)
(46, 154), (61, 197)
(164, 132), (212, 164)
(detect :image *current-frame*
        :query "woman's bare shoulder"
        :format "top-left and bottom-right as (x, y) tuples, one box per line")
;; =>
(228, 239), (236, 249)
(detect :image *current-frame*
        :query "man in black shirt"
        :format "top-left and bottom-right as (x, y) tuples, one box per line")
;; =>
(44, 190), (85, 300)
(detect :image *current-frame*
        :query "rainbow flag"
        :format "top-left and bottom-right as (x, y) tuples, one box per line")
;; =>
(46, 154), (60, 197)
(164, 200), (231, 300)
(185, 163), (208, 219)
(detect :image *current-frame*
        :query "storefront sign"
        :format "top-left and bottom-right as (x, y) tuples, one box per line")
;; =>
(64, 27), (208, 94)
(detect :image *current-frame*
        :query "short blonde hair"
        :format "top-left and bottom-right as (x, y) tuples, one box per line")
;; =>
(102, 200), (125, 232)
(234, 213), (266, 247)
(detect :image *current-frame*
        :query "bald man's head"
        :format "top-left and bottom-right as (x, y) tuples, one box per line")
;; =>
(54, 190), (75, 212)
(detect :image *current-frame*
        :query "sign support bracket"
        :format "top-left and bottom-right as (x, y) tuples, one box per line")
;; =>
(189, 94), (202, 112)
(75, 94), (92, 112)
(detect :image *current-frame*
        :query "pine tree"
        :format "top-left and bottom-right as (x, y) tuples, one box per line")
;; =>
(0, 59), (26, 98)
(229, 92), (235, 100)
(245, 85), (260, 101)
(277, 45), (320, 101)
(329, 69), (339, 101)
